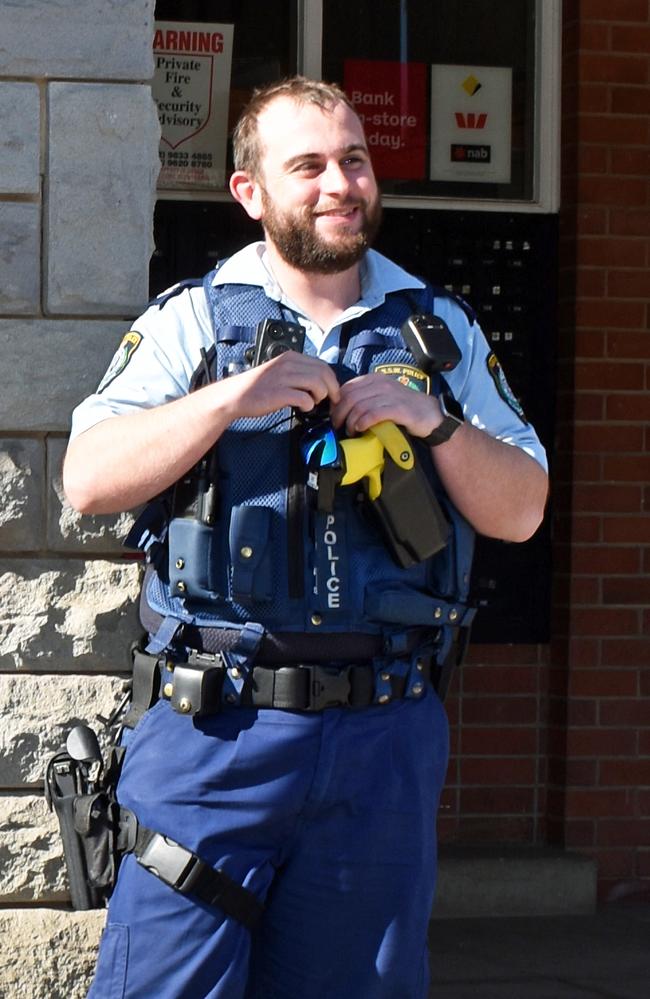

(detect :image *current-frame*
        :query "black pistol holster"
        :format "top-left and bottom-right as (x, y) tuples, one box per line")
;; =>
(46, 723), (263, 929)
(45, 740), (129, 909)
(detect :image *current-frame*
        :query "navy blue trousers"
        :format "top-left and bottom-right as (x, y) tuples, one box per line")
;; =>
(87, 688), (448, 998)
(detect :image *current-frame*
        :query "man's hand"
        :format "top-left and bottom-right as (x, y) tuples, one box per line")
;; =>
(330, 373), (441, 439)
(221, 350), (341, 420)
(329, 372), (548, 543)
(64, 352), (340, 515)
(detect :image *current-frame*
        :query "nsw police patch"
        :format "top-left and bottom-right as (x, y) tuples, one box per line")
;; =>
(97, 331), (142, 393)
(371, 363), (430, 394)
(486, 352), (527, 423)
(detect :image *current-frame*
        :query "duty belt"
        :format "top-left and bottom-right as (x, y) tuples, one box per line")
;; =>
(123, 648), (433, 725)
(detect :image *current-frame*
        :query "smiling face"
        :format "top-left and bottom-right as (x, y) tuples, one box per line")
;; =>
(245, 97), (382, 273)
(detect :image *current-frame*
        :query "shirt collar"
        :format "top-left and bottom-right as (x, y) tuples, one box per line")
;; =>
(210, 241), (425, 321)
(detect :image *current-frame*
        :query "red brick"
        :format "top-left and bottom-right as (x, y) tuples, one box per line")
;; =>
(573, 453), (603, 479)
(577, 84), (611, 114)
(573, 483), (642, 512)
(581, 0), (649, 19)
(607, 331), (650, 360)
(579, 53), (648, 85)
(578, 175), (648, 206)
(608, 269), (650, 298)
(600, 697), (650, 725)
(597, 849), (637, 879)
(603, 454), (650, 480)
(610, 209), (650, 236)
(578, 236), (647, 267)
(612, 25), (650, 52)
(567, 637), (600, 670)
(607, 394), (650, 422)
(571, 545), (639, 574)
(576, 299), (646, 329)
(567, 727), (637, 757)
(460, 727), (538, 756)
(565, 819), (597, 848)
(578, 115), (649, 146)
(455, 817), (534, 843)
(603, 576), (650, 604)
(598, 819), (650, 847)
(640, 732), (650, 754)
(567, 787), (635, 817)
(578, 22), (610, 50)
(567, 699), (600, 727)
(461, 697), (538, 726)
(574, 206), (609, 235)
(612, 86), (650, 116)
(575, 328), (608, 358)
(570, 669), (638, 697)
(573, 424), (644, 453)
(602, 639), (650, 668)
(571, 576), (601, 604)
(465, 645), (542, 667)
(577, 146), (609, 173)
(600, 759), (650, 786)
(461, 665), (539, 696)
(575, 269), (608, 298)
(460, 787), (536, 815)
(611, 148), (650, 176)
(576, 361), (644, 391)
(570, 606), (640, 636)
(603, 515), (650, 543)
(459, 757), (537, 786)
(566, 760), (600, 786)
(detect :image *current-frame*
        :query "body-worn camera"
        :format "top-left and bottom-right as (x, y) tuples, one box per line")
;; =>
(401, 313), (462, 374)
(252, 319), (305, 366)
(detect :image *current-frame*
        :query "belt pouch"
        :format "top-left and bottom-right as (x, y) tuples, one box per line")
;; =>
(168, 518), (219, 600)
(229, 505), (273, 603)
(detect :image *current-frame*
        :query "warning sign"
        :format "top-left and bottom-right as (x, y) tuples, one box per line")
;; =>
(152, 21), (234, 189)
(344, 59), (427, 181)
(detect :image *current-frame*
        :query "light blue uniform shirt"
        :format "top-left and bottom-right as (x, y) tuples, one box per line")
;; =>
(70, 241), (547, 471)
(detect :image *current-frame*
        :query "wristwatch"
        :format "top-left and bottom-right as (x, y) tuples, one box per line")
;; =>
(421, 392), (464, 446)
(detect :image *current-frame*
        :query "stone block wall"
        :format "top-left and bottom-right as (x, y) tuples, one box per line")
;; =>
(0, 3), (159, 995)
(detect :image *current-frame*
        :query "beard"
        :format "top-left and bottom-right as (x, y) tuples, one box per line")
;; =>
(260, 188), (383, 274)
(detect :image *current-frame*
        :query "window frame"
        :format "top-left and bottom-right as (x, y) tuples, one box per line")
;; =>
(156, 0), (561, 214)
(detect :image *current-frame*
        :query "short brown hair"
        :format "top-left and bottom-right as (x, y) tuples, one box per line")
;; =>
(232, 76), (357, 179)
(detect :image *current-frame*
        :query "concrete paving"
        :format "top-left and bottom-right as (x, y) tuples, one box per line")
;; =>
(428, 904), (650, 998)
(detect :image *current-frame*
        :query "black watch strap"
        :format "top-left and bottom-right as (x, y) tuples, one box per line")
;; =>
(421, 392), (464, 447)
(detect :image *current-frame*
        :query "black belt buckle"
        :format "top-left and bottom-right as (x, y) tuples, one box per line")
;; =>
(137, 833), (204, 895)
(302, 663), (351, 710)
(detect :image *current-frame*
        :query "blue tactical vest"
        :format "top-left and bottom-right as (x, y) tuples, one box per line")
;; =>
(128, 269), (476, 685)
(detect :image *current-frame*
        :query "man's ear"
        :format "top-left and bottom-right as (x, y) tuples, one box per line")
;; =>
(229, 170), (263, 221)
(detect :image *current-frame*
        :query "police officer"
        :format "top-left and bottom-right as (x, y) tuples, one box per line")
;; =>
(64, 77), (548, 999)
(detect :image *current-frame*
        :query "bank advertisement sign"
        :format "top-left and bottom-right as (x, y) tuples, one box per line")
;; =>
(152, 21), (234, 189)
(430, 64), (512, 184)
(344, 59), (427, 180)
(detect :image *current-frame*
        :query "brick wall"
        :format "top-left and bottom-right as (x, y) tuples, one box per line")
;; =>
(552, 0), (650, 903)
(442, 1), (650, 904)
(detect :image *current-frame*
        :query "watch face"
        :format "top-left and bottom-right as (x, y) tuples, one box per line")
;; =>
(441, 393), (464, 424)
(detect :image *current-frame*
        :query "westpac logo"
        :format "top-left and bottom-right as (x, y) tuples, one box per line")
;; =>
(454, 111), (488, 129)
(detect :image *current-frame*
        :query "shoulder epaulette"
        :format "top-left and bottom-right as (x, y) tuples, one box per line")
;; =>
(150, 278), (204, 311)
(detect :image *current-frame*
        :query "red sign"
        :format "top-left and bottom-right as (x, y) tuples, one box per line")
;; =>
(344, 59), (427, 181)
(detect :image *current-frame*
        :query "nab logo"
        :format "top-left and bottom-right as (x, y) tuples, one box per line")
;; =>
(454, 112), (488, 129)
(451, 144), (491, 163)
